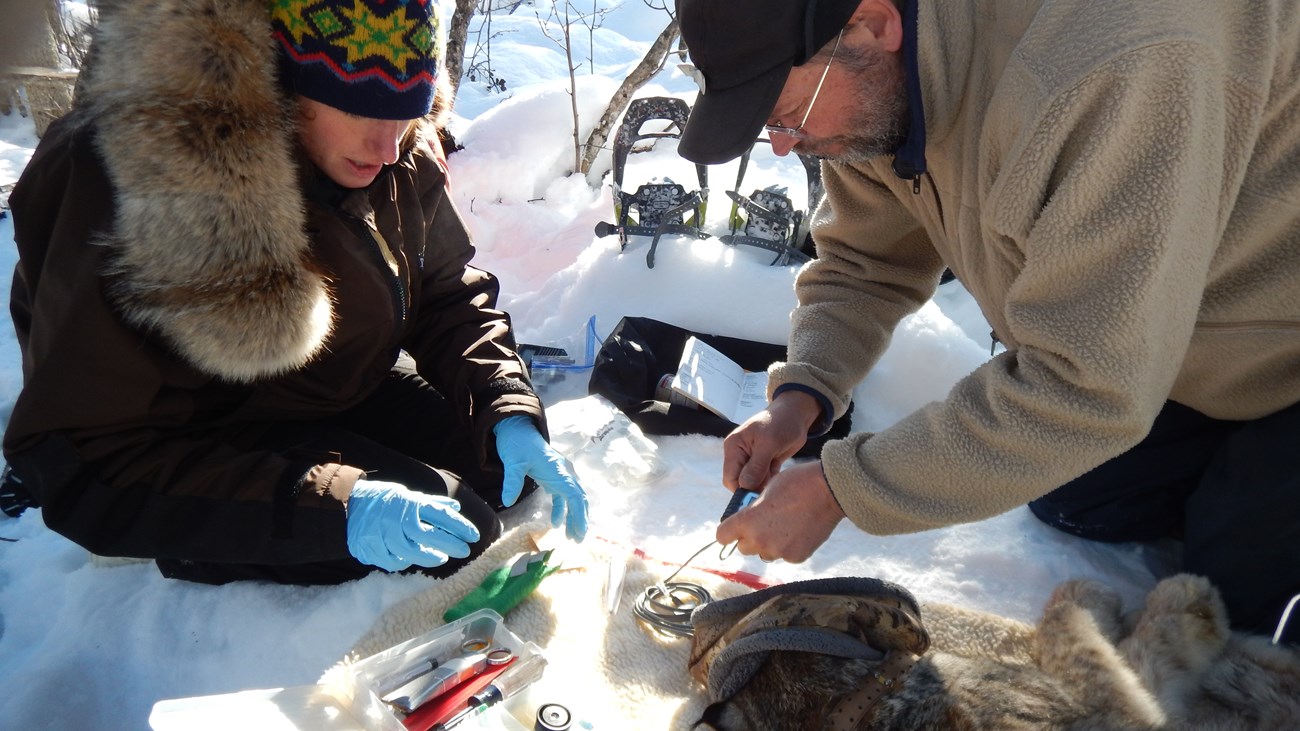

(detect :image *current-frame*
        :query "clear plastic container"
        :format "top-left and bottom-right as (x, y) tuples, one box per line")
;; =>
(527, 316), (600, 404)
(149, 609), (540, 731)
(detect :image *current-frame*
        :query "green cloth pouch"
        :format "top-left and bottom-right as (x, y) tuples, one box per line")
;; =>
(443, 550), (557, 622)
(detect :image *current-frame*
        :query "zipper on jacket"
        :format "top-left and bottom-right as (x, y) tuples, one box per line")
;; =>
(891, 0), (928, 197)
(365, 224), (408, 324)
(892, 156), (924, 195)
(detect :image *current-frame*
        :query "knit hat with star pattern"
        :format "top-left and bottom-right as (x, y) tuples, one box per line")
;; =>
(270, 0), (443, 120)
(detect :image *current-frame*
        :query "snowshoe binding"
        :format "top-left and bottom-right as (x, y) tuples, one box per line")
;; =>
(720, 139), (825, 265)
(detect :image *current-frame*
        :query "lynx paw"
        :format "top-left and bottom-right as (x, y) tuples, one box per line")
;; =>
(1037, 582), (1166, 728)
(1046, 579), (1125, 643)
(1121, 574), (1230, 710)
(1141, 575), (1226, 621)
(1132, 574), (1229, 655)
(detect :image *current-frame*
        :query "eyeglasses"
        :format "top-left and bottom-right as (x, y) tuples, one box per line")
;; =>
(764, 29), (844, 141)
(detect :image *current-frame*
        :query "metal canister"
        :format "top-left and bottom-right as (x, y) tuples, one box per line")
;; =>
(535, 702), (572, 731)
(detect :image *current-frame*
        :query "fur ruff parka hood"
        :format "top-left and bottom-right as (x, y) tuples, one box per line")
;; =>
(71, 0), (335, 382)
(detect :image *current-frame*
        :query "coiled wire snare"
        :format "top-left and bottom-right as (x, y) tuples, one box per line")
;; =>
(632, 541), (726, 638)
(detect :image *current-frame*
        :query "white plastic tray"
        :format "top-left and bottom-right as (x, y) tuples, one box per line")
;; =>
(150, 609), (539, 731)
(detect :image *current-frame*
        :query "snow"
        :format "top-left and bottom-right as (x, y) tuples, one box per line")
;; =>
(0, 3), (1173, 729)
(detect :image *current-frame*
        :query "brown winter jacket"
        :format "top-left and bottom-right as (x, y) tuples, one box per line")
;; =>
(770, 0), (1300, 535)
(2, 0), (542, 565)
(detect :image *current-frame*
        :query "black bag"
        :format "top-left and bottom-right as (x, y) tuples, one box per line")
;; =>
(587, 316), (852, 459)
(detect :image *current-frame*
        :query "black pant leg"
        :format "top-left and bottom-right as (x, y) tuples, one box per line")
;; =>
(1028, 401), (1233, 541)
(1184, 399), (1300, 643)
(1027, 397), (1300, 644)
(156, 556), (373, 584)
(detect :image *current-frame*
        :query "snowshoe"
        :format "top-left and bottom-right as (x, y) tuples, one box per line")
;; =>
(719, 139), (825, 265)
(721, 185), (810, 266)
(795, 151), (825, 255)
(594, 96), (710, 268)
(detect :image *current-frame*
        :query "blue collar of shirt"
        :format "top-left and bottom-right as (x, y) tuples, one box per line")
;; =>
(891, 0), (928, 184)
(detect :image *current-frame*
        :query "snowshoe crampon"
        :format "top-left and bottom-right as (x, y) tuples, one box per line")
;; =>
(594, 96), (709, 268)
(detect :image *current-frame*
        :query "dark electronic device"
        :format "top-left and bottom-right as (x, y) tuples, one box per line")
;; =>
(720, 489), (759, 522)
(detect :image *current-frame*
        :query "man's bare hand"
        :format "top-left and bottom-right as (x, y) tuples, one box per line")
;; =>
(722, 389), (823, 491)
(715, 461), (844, 563)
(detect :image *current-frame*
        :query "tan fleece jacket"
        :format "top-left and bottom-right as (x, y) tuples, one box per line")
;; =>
(770, 0), (1300, 535)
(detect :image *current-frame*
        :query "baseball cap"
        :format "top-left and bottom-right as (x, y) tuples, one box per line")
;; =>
(676, 0), (861, 164)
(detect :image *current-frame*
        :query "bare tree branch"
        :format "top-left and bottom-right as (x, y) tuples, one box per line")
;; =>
(533, 0), (609, 174)
(580, 17), (678, 175)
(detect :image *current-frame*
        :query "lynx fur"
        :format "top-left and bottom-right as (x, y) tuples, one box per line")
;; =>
(700, 574), (1300, 730)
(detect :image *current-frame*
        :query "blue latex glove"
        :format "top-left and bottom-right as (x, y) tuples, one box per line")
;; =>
(345, 479), (481, 572)
(494, 415), (589, 541)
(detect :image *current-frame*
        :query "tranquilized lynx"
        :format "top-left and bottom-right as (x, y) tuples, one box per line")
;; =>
(694, 574), (1300, 730)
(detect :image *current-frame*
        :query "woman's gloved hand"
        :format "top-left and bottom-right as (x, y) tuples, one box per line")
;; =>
(494, 415), (589, 541)
(346, 479), (481, 572)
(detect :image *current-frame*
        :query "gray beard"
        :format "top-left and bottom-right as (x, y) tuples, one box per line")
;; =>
(798, 45), (910, 164)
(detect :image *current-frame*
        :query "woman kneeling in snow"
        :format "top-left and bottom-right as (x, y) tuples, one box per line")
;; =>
(1, 0), (586, 584)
